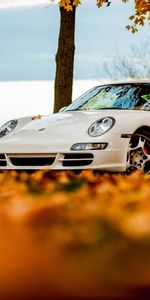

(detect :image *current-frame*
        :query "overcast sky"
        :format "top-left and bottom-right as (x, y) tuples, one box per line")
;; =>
(0, 0), (149, 81)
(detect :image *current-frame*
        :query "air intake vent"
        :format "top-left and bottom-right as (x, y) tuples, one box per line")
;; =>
(62, 153), (93, 167)
(0, 154), (7, 167)
(9, 154), (56, 167)
(0, 161), (7, 167)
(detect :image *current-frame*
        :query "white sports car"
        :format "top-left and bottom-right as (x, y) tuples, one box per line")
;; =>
(0, 81), (149, 173)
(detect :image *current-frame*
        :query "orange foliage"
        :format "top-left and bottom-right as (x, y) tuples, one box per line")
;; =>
(59, 0), (150, 31)
(0, 170), (149, 298)
(59, 0), (80, 11)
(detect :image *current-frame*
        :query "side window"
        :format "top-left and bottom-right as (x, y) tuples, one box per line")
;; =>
(140, 92), (150, 110)
(134, 87), (150, 110)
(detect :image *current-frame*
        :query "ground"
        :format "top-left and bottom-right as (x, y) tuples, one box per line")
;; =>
(0, 170), (150, 299)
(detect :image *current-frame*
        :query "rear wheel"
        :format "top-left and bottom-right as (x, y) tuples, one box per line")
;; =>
(126, 132), (150, 174)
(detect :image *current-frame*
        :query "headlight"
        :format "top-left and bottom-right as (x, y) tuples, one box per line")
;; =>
(0, 120), (18, 138)
(88, 117), (115, 137)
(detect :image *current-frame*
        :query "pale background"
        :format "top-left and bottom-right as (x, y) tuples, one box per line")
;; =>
(0, 0), (149, 125)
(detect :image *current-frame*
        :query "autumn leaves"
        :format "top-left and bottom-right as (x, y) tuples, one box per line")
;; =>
(58, 0), (150, 31)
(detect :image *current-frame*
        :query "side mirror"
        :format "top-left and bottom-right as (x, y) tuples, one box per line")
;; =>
(59, 106), (67, 113)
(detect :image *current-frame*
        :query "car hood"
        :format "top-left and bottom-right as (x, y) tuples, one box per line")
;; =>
(1, 109), (148, 145)
(4, 111), (98, 142)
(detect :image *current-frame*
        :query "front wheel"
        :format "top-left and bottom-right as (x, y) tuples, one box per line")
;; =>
(126, 133), (150, 175)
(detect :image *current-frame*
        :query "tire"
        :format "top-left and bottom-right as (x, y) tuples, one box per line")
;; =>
(126, 130), (150, 174)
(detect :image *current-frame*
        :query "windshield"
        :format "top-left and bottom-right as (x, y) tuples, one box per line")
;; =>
(65, 84), (150, 111)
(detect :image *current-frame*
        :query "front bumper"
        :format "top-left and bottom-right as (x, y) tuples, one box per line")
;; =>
(0, 133), (130, 171)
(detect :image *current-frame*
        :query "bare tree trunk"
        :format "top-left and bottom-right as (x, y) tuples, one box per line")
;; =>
(54, 4), (76, 113)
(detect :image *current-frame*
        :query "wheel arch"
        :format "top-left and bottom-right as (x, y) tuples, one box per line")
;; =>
(127, 125), (150, 174)
(133, 126), (150, 137)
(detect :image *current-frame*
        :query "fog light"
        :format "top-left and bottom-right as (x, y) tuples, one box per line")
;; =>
(70, 143), (108, 151)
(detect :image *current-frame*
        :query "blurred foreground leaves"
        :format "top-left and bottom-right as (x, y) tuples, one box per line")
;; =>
(0, 170), (150, 299)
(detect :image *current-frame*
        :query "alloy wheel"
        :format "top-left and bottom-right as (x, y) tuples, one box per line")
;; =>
(126, 135), (150, 174)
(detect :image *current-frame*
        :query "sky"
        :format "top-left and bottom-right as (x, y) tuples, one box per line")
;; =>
(0, 0), (150, 81)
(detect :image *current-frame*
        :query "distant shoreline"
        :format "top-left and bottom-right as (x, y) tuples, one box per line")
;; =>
(0, 0), (50, 10)
(0, 80), (99, 125)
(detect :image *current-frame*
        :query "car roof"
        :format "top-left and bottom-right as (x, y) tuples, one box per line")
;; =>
(98, 80), (150, 86)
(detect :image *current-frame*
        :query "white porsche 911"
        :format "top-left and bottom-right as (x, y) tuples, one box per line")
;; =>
(0, 81), (149, 173)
